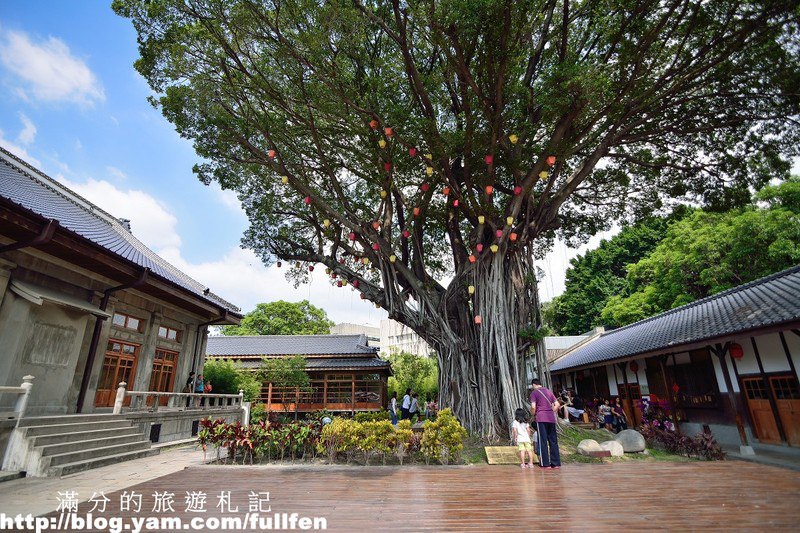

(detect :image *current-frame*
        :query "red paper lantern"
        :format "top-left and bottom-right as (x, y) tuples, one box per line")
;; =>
(303, 196), (312, 205)
(337, 281), (343, 287)
(510, 232), (518, 242)
(308, 265), (314, 272)
(630, 361), (639, 373)
(453, 199), (459, 207)
(268, 149), (276, 159)
(338, 258), (345, 264)
(484, 155), (493, 165)
(353, 280), (360, 288)
(442, 187), (450, 196)
(349, 232), (356, 241)
(384, 127), (393, 137)
(476, 243), (484, 252)
(409, 147), (417, 157)
(468, 255), (476, 263)
(485, 185), (494, 195)
(369, 119), (378, 129)
(372, 220), (380, 230)
(672, 383), (680, 393)
(546, 155), (556, 166)
(402, 230), (411, 238)
(372, 243), (380, 251)
(421, 183), (430, 192)
(413, 207), (421, 216)
(495, 229), (504, 238)
(384, 162), (392, 171)
(730, 343), (744, 359)
(514, 186), (522, 195)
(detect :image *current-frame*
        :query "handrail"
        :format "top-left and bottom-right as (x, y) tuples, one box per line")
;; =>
(0, 375), (34, 425)
(113, 381), (244, 414)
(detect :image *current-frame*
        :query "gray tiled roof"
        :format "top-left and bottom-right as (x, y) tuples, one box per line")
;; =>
(233, 357), (390, 371)
(206, 334), (378, 357)
(550, 265), (800, 372)
(0, 147), (240, 314)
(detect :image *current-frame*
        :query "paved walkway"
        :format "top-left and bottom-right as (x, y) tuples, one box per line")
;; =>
(0, 443), (217, 517)
(24, 459), (800, 531)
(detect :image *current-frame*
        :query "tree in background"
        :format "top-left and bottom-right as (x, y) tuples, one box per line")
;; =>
(602, 178), (800, 327)
(202, 358), (261, 402)
(116, 0), (800, 438)
(387, 351), (439, 400)
(259, 355), (311, 418)
(221, 300), (334, 336)
(546, 209), (689, 335)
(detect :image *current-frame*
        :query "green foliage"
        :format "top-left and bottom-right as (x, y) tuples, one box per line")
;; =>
(386, 352), (438, 399)
(258, 356), (310, 392)
(221, 300), (334, 336)
(420, 408), (468, 465)
(354, 411), (392, 423)
(601, 185), (800, 327)
(390, 420), (414, 465)
(546, 212), (685, 335)
(202, 358), (261, 402)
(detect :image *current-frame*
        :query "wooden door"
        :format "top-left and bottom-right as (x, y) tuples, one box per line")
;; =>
(617, 384), (643, 427)
(770, 375), (800, 447)
(741, 377), (781, 444)
(94, 340), (139, 407)
(149, 349), (178, 406)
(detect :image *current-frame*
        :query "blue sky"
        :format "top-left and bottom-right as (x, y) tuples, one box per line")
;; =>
(0, 1), (589, 326)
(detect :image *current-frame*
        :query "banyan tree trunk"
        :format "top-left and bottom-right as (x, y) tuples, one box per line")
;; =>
(433, 249), (546, 441)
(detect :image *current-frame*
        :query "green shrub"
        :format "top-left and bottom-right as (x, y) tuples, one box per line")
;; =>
(354, 410), (392, 423)
(390, 420), (414, 465)
(420, 408), (467, 465)
(202, 359), (262, 402)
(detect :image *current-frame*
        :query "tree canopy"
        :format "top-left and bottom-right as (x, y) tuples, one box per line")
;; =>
(115, 0), (800, 437)
(221, 300), (334, 336)
(601, 177), (800, 326)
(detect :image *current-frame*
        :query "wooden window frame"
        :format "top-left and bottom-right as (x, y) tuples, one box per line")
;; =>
(157, 325), (182, 342)
(112, 312), (145, 333)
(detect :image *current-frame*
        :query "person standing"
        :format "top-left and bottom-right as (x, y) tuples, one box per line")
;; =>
(194, 373), (205, 407)
(401, 388), (412, 420)
(184, 371), (195, 408)
(389, 391), (398, 425)
(530, 378), (561, 469)
(409, 393), (420, 423)
(512, 408), (535, 469)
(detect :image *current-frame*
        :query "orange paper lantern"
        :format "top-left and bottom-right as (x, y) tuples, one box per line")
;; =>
(413, 207), (421, 216)
(384, 127), (393, 137)
(510, 232), (518, 242)
(546, 155), (556, 166)
(372, 220), (380, 230)
(369, 119), (378, 129)
(474, 315), (482, 324)
(485, 185), (494, 195)
(268, 149), (276, 159)
(442, 187), (450, 195)
(468, 255), (476, 263)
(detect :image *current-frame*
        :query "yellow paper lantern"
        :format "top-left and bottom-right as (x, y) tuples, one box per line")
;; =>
(362, 257), (370, 265)
(342, 280), (348, 286)
(425, 153), (433, 160)
(490, 244), (499, 253)
(506, 217), (514, 226)
(468, 285), (475, 295)
(426, 166), (434, 176)
(378, 140), (387, 148)
(281, 175), (289, 184)
(509, 134), (519, 144)
(539, 171), (549, 180)
(389, 255), (397, 263)
(478, 215), (485, 225)
(380, 189), (388, 199)
(323, 219), (330, 228)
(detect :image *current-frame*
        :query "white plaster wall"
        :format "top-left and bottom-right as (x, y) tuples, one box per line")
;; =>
(606, 364), (618, 396)
(753, 332), (792, 373)
(711, 352), (731, 393)
(730, 335), (760, 375)
(783, 331), (800, 380)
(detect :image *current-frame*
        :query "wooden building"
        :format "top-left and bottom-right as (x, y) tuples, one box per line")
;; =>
(205, 334), (391, 413)
(549, 265), (800, 452)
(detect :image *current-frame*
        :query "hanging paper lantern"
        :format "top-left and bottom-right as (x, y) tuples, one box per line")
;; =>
(369, 119), (378, 129)
(303, 196), (312, 205)
(375, 303), (380, 308)
(490, 244), (499, 253)
(442, 187), (450, 196)
(453, 199), (459, 207)
(426, 166), (434, 176)
(509, 134), (519, 144)
(323, 219), (331, 228)
(484, 155), (494, 165)
(384, 127), (393, 137)
(362, 257), (369, 265)
(389, 254), (397, 263)
(372, 220), (381, 230)
(474, 315), (482, 324)
(413, 207), (421, 216)
(425, 153), (433, 160)
(510, 232), (518, 242)
(402, 230), (411, 238)
(476, 243), (484, 252)
(308, 265), (314, 272)
(276, 261), (282, 268)
(344, 280), (350, 286)
(372, 243), (380, 251)
(506, 216), (514, 226)
(421, 183), (430, 192)
(468, 285), (475, 295)
(360, 294), (366, 300)
(539, 171), (549, 180)
(349, 232), (357, 241)
(281, 176), (289, 184)
(547, 155), (557, 166)
(380, 189), (388, 199)
(468, 254), (477, 263)
(353, 280), (360, 288)
(409, 147), (417, 157)
(295, 262), (301, 268)
(268, 149), (276, 159)
(495, 229), (504, 238)
(478, 215), (485, 224)
(337, 280), (343, 287)
(514, 186), (522, 195)
(485, 185), (494, 195)
(338, 258), (345, 264)
(378, 139), (387, 149)
(325, 268), (331, 275)
(384, 162), (392, 172)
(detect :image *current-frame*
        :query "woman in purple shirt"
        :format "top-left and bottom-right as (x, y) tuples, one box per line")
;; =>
(530, 378), (561, 469)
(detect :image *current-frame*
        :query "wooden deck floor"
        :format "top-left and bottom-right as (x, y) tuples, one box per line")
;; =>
(44, 461), (799, 531)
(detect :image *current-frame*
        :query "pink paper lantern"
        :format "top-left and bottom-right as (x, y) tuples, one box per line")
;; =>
(303, 196), (312, 205)
(514, 186), (522, 195)
(409, 147), (417, 157)
(484, 155), (493, 165)
(349, 232), (357, 241)
(495, 229), (503, 238)
(476, 244), (484, 252)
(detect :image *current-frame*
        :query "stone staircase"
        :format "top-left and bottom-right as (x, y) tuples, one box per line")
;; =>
(11, 414), (159, 477)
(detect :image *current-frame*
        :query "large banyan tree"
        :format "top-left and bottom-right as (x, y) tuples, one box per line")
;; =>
(115, 0), (800, 438)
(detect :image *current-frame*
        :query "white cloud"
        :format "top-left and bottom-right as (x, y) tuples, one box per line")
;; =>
(17, 112), (36, 144)
(0, 128), (40, 167)
(0, 29), (104, 105)
(105, 165), (127, 181)
(74, 139), (82, 151)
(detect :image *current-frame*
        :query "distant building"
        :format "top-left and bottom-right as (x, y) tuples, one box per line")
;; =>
(330, 323), (381, 351)
(526, 332), (600, 382)
(380, 319), (433, 357)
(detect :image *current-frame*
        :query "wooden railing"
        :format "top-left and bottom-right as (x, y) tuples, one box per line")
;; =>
(0, 375), (34, 423)
(112, 381), (244, 414)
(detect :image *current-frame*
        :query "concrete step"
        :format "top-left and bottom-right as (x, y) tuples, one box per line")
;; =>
(23, 420), (134, 437)
(18, 414), (122, 427)
(50, 448), (160, 477)
(39, 433), (147, 457)
(31, 427), (141, 447)
(46, 440), (152, 467)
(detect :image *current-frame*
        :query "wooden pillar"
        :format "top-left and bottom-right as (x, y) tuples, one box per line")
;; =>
(323, 375), (328, 410)
(710, 342), (749, 446)
(267, 382), (272, 412)
(351, 374), (356, 415)
(618, 362), (633, 425)
(658, 355), (680, 433)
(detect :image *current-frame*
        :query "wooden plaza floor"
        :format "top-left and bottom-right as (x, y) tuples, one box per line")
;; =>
(41, 460), (800, 531)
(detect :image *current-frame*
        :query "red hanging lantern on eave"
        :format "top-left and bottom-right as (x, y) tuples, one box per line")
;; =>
(629, 361), (639, 373)
(730, 343), (744, 359)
